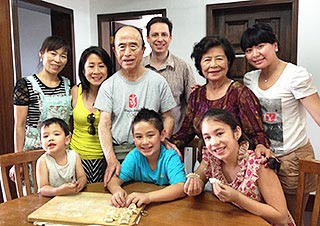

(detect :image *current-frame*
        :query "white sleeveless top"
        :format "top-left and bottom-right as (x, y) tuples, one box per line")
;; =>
(44, 149), (77, 187)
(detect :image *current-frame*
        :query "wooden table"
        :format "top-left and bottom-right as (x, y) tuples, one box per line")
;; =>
(0, 182), (269, 226)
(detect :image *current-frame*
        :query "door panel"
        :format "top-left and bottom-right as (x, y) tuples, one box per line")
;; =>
(207, 0), (298, 80)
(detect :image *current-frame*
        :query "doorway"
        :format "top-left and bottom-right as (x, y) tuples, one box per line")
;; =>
(97, 9), (166, 72)
(206, 0), (298, 80)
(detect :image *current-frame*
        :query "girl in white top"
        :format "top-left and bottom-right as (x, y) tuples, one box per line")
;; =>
(240, 23), (320, 224)
(36, 118), (87, 197)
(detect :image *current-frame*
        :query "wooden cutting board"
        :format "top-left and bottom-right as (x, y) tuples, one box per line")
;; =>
(28, 192), (144, 225)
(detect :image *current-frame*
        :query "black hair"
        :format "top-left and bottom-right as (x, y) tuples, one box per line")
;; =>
(200, 108), (248, 144)
(240, 23), (279, 51)
(39, 117), (70, 137)
(39, 35), (70, 56)
(131, 108), (164, 134)
(114, 25), (145, 49)
(146, 16), (173, 36)
(191, 36), (235, 78)
(78, 46), (113, 93)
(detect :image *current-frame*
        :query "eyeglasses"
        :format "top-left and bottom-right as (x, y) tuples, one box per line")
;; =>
(87, 113), (96, 135)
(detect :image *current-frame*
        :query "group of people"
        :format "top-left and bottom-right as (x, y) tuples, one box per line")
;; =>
(11, 16), (320, 226)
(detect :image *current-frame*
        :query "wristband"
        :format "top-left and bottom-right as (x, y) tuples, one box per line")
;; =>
(186, 173), (200, 179)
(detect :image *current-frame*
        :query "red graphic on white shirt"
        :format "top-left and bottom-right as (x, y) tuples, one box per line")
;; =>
(129, 94), (137, 108)
(265, 112), (276, 122)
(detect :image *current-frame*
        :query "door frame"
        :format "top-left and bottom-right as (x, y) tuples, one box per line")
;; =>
(206, 0), (298, 63)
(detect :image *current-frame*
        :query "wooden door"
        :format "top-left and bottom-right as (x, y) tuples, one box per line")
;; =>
(206, 0), (298, 80)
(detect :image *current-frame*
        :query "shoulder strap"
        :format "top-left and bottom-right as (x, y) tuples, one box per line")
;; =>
(61, 76), (71, 93)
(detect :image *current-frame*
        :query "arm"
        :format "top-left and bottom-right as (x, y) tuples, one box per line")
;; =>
(75, 153), (87, 191)
(9, 105), (28, 181)
(14, 105), (28, 153)
(300, 92), (320, 126)
(107, 176), (127, 207)
(161, 110), (174, 138)
(126, 182), (185, 207)
(239, 87), (271, 157)
(70, 85), (78, 109)
(183, 63), (196, 100)
(213, 167), (288, 225)
(171, 89), (199, 149)
(98, 111), (120, 186)
(184, 160), (207, 196)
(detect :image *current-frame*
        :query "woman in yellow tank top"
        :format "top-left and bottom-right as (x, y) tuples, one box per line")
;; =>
(70, 46), (113, 183)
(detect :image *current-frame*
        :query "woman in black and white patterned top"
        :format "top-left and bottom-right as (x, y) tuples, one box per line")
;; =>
(10, 36), (73, 180)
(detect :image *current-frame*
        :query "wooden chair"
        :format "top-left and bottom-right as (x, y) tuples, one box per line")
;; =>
(0, 150), (45, 202)
(295, 159), (320, 226)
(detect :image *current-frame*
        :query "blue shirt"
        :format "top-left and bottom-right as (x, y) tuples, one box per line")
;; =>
(119, 144), (186, 186)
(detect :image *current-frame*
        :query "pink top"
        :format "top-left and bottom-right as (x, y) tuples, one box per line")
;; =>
(203, 141), (295, 226)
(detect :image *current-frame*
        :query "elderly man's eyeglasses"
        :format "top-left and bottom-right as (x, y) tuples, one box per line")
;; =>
(87, 113), (96, 135)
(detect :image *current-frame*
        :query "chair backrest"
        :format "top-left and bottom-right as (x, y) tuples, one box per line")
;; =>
(295, 159), (320, 226)
(0, 150), (45, 202)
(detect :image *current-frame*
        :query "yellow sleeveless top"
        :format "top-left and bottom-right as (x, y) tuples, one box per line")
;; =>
(70, 85), (103, 160)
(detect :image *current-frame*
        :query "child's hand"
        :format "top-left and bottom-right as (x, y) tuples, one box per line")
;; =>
(126, 192), (150, 207)
(212, 183), (238, 203)
(111, 189), (127, 207)
(184, 177), (204, 196)
(59, 182), (79, 195)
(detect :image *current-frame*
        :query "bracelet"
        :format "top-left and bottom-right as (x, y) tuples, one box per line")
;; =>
(186, 173), (200, 179)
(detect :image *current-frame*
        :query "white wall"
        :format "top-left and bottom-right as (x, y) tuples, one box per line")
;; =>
(18, 7), (51, 77)
(43, 0), (320, 158)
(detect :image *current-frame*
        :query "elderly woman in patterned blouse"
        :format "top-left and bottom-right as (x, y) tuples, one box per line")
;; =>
(165, 36), (270, 158)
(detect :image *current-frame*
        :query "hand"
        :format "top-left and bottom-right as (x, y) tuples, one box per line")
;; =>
(184, 177), (204, 196)
(254, 144), (274, 164)
(212, 183), (238, 203)
(163, 139), (183, 160)
(111, 189), (127, 207)
(9, 165), (23, 182)
(59, 182), (79, 195)
(126, 192), (150, 207)
(190, 84), (201, 93)
(104, 155), (121, 186)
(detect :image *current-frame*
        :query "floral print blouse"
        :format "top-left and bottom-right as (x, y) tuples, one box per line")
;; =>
(203, 141), (296, 226)
(171, 81), (270, 151)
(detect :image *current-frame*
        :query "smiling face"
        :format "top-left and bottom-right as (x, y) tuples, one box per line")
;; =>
(40, 47), (68, 76)
(40, 123), (70, 155)
(244, 42), (278, 69)
(201, 118), (241, 163)
(84, 53), (108, 87)
(200, 46), (229, 82)
(147, 22), (172, 55)
(133, 121), (165, 159)
(113, 26), (145, 73)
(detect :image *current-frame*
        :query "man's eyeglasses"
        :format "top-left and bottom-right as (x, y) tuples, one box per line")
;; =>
(87, 113), (96, 135)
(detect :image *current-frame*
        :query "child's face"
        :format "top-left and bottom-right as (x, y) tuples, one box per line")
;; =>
(40, 123), (70, 154)
(201, 118), (241, 162)
(133, 121), (165, 158)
